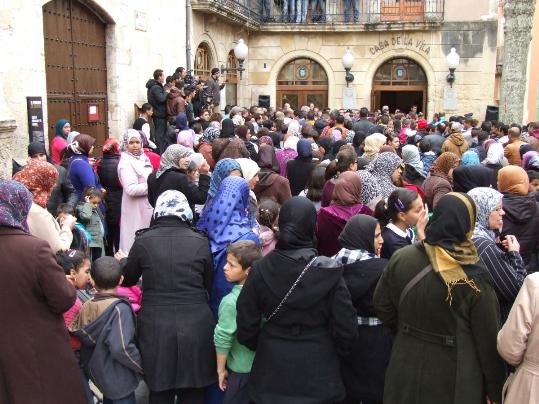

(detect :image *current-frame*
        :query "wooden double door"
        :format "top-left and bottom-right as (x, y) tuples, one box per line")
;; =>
(43, 0), (108, 150)
(277, 86), (328, 110)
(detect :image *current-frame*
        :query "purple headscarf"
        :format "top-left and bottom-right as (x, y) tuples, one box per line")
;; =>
(0, 180), (33, 233)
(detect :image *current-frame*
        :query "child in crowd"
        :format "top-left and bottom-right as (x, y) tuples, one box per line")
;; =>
(76, 187), (105, 261)
(418, 139), (436, 174)
(214, 241), (262, 404)
(192, 122), (204, 147)
(56, 249), (95, 403)
(72, 257), (142, 404)
(57, 203), (91, 253)
(256, 198), (280, 256)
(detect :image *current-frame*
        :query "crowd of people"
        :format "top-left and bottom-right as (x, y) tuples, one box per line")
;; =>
(2, 66), (539, 404)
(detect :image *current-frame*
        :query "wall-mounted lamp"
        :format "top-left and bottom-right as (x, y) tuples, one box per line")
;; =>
(446, 47), (460, 87)
(221, 38), (248, 80)
(342, 48), (355, 87)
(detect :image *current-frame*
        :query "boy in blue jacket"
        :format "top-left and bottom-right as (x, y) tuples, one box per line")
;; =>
(72, 257), (142, 404)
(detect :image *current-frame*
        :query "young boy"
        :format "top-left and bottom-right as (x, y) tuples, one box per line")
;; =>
(71, 257), (142, 404)
(76, 187), (105, 261)
(214, 240), (262, 404)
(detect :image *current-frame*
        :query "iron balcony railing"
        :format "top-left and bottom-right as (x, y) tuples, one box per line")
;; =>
(195, 0), (444, 25)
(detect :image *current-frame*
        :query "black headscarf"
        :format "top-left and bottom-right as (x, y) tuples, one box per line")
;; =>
(220, 119), (235, 138)
(452, 165), (494, 193)
(276, 196), (317, 250)
(338, 214), (378, 253)
(296, 139), (312, 159)
(318, 136), (333, 158)
(327, 140), (346, 161)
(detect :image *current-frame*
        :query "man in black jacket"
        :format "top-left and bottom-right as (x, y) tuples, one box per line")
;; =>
(146, 69), (169, 153)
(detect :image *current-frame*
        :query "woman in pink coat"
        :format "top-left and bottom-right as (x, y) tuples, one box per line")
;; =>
(498, 272), (539, 404)
(118, 129), (154, 253)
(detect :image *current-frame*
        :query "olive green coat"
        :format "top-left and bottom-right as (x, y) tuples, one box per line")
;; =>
(373, 243), (506, 404)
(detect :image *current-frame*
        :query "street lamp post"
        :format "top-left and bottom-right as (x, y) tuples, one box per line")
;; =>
(446, 47), (460, 88)
(342, 48), (355, 87)
(221, 38), (249, 80)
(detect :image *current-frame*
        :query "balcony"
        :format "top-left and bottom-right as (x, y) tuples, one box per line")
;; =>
(192, 0), (444, 31)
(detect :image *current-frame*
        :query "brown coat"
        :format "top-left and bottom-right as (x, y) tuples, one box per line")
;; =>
(197, 142), (215, 169)
(441, 133), (469, 157)
(0, 227), (86, 404)
(504, 139), (523, 166)
(254, 170), (292, 205)
(211, 138), (249, 163)
(166, 88), (186, 120)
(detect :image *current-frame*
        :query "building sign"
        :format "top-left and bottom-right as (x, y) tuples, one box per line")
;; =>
(342, 87), (356, 110)
(26, 96), (45, 144)
(443, 87), (458, 111)
(369, 35), (431, 56)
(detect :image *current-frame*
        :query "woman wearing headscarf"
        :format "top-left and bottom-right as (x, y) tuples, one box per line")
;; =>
(0, 180), (87, 404)
(212, 121), (250, 163)
(121, 191), (216, 403)
(13, 160), (75, 253)
(197, 126), (219, 169)
(498, 165), (539, 273)
(401, 145), (426, 177)
(96, 138), (123, 255)
(255, 144), (292, 205)
(366, 151), (403, 200)
(482, 142), (508, 185)
(276, 136), (299, 178)
(50, 118), (71, 164)
(452, 164), (495, 193)
(522, 150), (539, 171)
(147, 144), (210, 218)
(334, 215), (392, 404)
(362, 133), (387, 162)
(357, 169), (382, 211)
(317, 172), (373, 257)
(67, 133), (103, 201)
(423, 152), (460, 210)
(236, 157), (261, 229)
(197, 176), (260, 315)
(236, 197), (358, 404)
(468, 187), (527, 321)
(374, 192), (505, 404)
(460, 150), (480, 167)
(207, 158), (242, 201)
(497, 271), (539, 404)
(118, 129), (154, 253)
(287, 139), (317, 196)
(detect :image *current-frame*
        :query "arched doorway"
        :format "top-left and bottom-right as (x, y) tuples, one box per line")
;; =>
(277, 58), (328, 110)
(371, 58), (427, 115)
(43, 0), (108, 149)
(194, 43), (214, 81)
(225, 50), (238, 106)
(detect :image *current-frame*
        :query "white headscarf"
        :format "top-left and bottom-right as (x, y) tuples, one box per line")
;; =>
(153, 190), (193, 222)
(283, 136), (299, 152)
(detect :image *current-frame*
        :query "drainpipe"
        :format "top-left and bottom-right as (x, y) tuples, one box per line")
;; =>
(186, 0), (192, 71)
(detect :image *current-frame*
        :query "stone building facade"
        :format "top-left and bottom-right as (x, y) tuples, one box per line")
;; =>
(0, 0), (528, 174)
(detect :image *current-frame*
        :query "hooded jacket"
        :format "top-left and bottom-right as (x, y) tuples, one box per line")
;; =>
(441, 132), (469, 157)
(166, 87), (186, 120)
(72, 294), (142, 399)
(146, 79), (167, 118)
(254, 170), (292, 205)
(500, 193), (539, 272)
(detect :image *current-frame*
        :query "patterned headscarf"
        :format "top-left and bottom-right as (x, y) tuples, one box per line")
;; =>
(208, 158), (242, 199)
(153, 190), (193, 222)
(430, 152), (459, 181)
(467, 187), (503, 241)
(0, 180), (33, 232)
(13, 160), (58, 208)
(258, 136), (273, 147)
(200, 127), (220, 144)
(357, 170), (382, 206)
(155, 144), (193, 179)
(523, 151), (539, 171)
(366, 152), (402, 199)
(197, 176), (251, 253)
(120, 129), (143, 158)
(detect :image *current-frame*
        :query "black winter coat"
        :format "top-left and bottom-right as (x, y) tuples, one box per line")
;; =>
(121, 217), (216, 391)
(47, 164), (78, 215)
(147, 168), (210, 216)
(146, 79), (167, 118)
(237, 249), (358, 404)
(340, 258), (393, 403)
(500, 193), (539, 273)
(97, 154), (122, 226)
(286, 158), (316, 196)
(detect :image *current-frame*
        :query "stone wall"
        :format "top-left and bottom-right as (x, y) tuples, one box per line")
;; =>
(1, 0), (186, 161)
